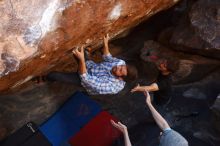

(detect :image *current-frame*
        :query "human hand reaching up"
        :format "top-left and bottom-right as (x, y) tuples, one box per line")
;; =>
(72, 46), (85, 61)
(103, 33), (109, 46)
(111, 120), (128, 134)
(144, 90), (152, 105)
(103, 34), (110, 55)
(111, 120), (132, 146)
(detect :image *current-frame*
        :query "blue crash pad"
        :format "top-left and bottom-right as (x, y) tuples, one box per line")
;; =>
(40, 91), (101, 146)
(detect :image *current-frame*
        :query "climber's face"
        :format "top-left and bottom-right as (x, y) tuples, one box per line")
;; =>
(156, 59), (168, 72)
(158, 62), (167, 72)
(111, 65), (127, 78)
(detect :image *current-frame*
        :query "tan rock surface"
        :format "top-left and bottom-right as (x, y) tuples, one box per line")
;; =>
(0, 0), (180, 92)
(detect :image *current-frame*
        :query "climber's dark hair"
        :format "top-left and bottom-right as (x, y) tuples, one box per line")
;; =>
(122, 62), (138, 82)
(164, 57), (180, 73)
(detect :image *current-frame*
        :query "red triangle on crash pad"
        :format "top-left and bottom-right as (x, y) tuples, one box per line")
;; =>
(69, 111), (122, 146)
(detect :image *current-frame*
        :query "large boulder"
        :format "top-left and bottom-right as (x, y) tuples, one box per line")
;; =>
(159, 0), (220, 59)
(0, 0), (180, 92)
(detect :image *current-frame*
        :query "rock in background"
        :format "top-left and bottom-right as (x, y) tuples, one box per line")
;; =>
(159, 0), (220, 59)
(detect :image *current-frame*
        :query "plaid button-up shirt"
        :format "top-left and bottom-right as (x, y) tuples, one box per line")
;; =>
(80, 54), (126, 95)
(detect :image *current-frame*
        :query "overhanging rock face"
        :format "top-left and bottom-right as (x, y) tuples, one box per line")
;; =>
(0, 0), (180, 91)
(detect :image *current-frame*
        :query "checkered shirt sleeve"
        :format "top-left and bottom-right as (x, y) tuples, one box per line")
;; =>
(80, 72), (125, 95)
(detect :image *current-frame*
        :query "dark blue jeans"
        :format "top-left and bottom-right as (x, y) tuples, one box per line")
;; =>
(47, 71), (81, 85)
